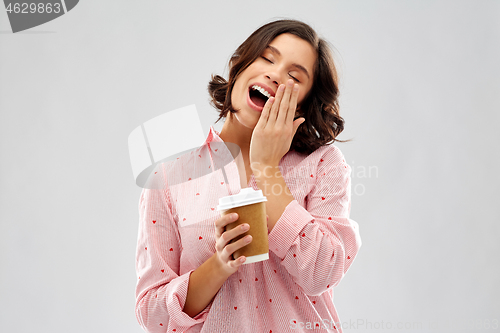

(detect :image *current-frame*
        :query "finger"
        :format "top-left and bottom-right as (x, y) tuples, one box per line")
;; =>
(256, 96), (274, 130)
(292, 117), (305, 139)
(277, 79), (294, 125)
(215, 213), (238, 247)
(225, 235), (252, 257)
(216, 213), (238, 229)
(225, 223), (250, 243)
(214, 214), (229, 238)
(268, 84), (285, 126)
(225, 227), (251, 248)
(217, 221), (248, 253)
(231, 256), (247, 267)
(287, 84), (300, 126)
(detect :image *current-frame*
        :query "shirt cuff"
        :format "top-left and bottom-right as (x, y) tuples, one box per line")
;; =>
(167, 270), (212, 327)
(268, 200), (314, 259)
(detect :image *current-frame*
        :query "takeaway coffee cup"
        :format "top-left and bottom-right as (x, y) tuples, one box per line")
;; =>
(217, 187), (269, 264)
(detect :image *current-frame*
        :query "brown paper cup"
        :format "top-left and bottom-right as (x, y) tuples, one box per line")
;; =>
(221, 202), (269, 263)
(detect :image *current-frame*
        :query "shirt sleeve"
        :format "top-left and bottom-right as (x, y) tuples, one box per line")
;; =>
(267, 146), (362, 296)
(135, 165), (211, 332)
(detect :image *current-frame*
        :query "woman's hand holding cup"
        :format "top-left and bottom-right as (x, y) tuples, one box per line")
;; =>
(214, 213), (252, 275)
(214, 213), (269, 276)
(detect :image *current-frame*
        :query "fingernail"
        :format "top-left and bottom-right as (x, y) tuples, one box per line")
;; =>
(279, 84), (285, 91)
(245, 235), (252, 243)
(288, 80), (294, 86)
(241, 224), (249, 231)
(294, 84), (299, 91)
(232, 213), (238, 219)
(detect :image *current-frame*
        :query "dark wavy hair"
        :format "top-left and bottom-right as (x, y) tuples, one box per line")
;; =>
(208, 19), (348, 155)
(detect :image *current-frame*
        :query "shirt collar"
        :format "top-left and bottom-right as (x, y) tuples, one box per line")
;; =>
(203, 125), (223, 145)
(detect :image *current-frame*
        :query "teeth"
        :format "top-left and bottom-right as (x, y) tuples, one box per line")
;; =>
(251, 85), (271, 99)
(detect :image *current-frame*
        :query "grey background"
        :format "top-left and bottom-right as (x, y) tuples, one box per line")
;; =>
(1, 1), (499, 332)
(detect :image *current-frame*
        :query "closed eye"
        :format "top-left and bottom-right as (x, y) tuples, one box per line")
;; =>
(289, 74), (300, 83)
(261, 56), (273, 64)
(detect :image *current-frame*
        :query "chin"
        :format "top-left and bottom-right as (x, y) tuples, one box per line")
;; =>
(233, 111), (258, 130)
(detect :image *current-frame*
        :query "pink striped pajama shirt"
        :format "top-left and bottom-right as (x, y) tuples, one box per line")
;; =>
(135, 126), (361, 333)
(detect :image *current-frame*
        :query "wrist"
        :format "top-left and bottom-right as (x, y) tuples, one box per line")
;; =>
(251, 162), (280, 179)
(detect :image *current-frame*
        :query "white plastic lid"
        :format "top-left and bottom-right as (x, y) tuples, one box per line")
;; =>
(217, 187), (267, 211)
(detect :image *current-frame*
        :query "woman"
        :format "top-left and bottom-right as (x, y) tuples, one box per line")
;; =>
(135, 19), (361, 333)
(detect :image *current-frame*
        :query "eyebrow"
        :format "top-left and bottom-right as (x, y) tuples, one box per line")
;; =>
(266, 45), (311, 79)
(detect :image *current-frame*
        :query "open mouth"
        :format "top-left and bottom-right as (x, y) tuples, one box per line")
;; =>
(248, 85), (271, 108)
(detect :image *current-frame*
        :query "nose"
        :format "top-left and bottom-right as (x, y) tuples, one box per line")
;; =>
(265, 75), (280, 87)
